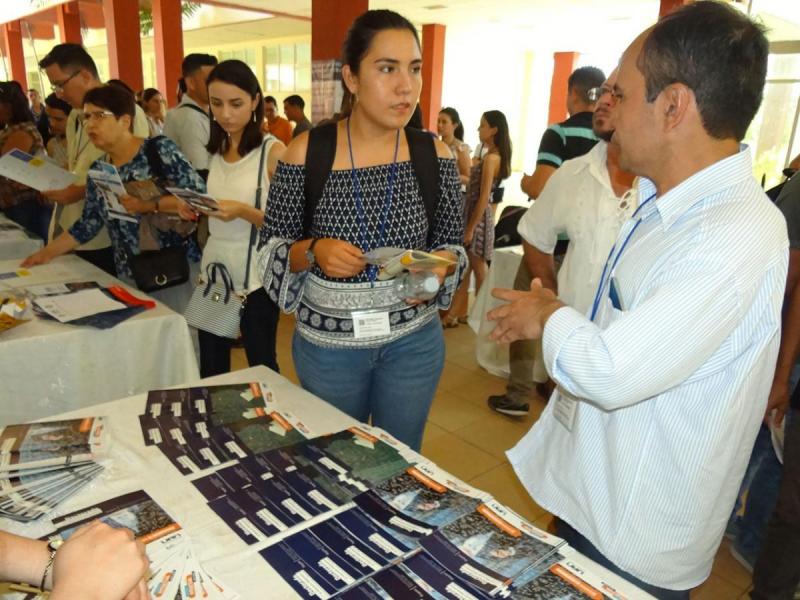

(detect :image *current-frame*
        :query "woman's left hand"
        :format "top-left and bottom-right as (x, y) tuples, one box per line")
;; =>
(206, 200), (243, 222)
(464, 227), (475, 246)
(119, 195), (150, 215)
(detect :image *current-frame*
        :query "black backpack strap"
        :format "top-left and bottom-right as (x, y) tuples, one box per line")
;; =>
(179, 103), (209, 118)
(303, 122), (337, 236)
(143, 135), (167, 181)
(405, 127), (439, 246)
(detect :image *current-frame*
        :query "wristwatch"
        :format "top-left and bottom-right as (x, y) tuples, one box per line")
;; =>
(40, 538), (63, 592)
(305, 239), (319, 267)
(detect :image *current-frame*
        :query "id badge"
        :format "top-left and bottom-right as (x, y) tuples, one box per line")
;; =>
(553, 389), (578, 432)
(352, 310), (391, 339)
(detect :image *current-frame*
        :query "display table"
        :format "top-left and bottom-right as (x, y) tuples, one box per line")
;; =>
(0, 254), (198, 424)
(0, 366), (653, 600)
(468, 245), (524, 377)
(0, 214), (42, 260)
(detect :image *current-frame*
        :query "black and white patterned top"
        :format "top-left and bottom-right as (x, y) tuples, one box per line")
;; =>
(258, 157), (466, 348)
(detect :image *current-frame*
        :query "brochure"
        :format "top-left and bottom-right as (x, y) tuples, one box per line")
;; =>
(167, 186), (220, 212)
(86, 161), (137, 223)
(0, 148), (76, 192)
(364, 247), (456, 280)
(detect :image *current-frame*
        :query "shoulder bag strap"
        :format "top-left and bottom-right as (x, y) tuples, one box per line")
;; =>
(242, 138), (270, 292)
(303, 122), (337, 237)
(405, 127), (439, 246)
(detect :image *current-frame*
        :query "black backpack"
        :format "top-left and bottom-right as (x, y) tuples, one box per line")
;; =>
(302, 122), (440, 245)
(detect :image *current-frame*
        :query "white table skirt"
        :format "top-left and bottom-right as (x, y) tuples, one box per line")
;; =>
(0, 214), (42, 261)
(0, 365), (653, 600)
(0, 254), (198, 424)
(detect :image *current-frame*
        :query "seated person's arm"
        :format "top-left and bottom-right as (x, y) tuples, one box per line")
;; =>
(520, 164), (556, 200)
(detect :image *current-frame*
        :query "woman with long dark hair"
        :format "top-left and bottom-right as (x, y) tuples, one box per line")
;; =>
(258, 9), (466, 450)
(178, 59), (285, 377)
(437, 107), (471, 186)
(448, 110), (512, 323)
(0, 81), (51, 239)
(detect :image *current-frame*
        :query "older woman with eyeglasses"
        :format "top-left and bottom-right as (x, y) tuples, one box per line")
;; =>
(23, 84), (203, 311)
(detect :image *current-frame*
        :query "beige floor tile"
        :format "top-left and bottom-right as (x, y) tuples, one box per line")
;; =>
(533, 511), (556, 533)
(452, 417), (528, 460)
(711, 539), (752, 591)
(449, 374), (510, 407)
(437, 362), (490, 393)
(469, 462), (547, 524)
(421, 421), (448, 446)
(691, 573), (747, 600)
(427, 391), (490, 433)
(420, 431), (502, 481)
(445, 349), (484, 372)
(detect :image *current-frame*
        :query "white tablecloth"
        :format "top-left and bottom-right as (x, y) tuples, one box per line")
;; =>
(468, 245), (524, 377)
(0, 214), (42, 260)
(0, 365), (653, 600)
(0, 255), (198, 424)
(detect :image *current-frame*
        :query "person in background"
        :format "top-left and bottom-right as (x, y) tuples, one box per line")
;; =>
(142, 88), (166, 137)
(44, 93), (72, 169)
(445, 110), (511, 327)
(23, 84), (203, 313)
(259, 9), (465, 451)
(178, 60), (285, 377)
(262, 95), (292, 146)
(284, 94), (312, 138)
(38, 43), (150, 275)
(0, 522), (149, 600)
(0, 81), (51, 240)
(163, 53), (217, 181)
(27, 88), (50, 145)
(437, 107), (471, 186)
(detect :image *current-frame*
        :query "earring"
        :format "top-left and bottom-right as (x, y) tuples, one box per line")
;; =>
(252, 111), (256, 123)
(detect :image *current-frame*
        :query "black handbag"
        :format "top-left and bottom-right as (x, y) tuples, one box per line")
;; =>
(129, 245), (189, 292)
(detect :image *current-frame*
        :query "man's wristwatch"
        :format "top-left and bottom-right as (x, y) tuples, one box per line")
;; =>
(305, 239), (319, 267)
(40, 538), (63, 591)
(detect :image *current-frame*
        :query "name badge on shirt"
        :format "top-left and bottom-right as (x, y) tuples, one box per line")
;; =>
(352, 310), (391, 339)
(553, 389), (578, 432)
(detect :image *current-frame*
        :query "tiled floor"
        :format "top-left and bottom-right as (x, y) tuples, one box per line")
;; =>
(232, 313), (753, 599)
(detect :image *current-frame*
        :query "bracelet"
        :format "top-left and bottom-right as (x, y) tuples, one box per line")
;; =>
(153, 199), (160, 214)
(39, 540), (60, 592)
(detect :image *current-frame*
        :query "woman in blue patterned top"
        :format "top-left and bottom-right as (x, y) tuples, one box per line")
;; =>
(258, 9), (466, 450)
(23, 85), (204, 311)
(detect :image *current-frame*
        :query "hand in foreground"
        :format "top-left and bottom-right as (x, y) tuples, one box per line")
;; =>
(487, 278), (564, 344)
(21, 247), (55, 268)
(314, 239), (366, 278)
(205, 200), (243, 222)
(176, 200), (199, 221)
(50, 520), (150, 600)
(765, 378), (791, 426)
(403, 266), (447, 306)
(42, 184), (84, 205)
(119, 195), (151, 215)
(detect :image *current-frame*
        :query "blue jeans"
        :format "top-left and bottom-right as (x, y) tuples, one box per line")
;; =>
(292, 317), (445, 452)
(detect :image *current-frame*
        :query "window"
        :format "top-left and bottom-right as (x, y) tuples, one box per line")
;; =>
(263, 41), (311, 94)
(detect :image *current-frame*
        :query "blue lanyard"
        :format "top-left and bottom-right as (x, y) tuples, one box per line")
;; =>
(589, 193), (657, 321)
(346, 117), (400, 283)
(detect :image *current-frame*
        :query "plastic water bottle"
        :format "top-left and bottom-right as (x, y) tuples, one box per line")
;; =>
(394, 271), (440, 301)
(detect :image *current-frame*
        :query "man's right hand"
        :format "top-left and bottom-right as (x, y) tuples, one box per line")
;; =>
(765, 378), (791, 426)
(313, 239), (366, 278)
(50, 521), (150, 600)
(42, 184), (85, 205)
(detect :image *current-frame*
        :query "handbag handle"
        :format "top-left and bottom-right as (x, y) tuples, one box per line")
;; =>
(242, 137), (270, 293)
(203, 262), (234, 304)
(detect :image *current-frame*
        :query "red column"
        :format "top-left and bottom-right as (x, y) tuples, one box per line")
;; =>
(57, 1), (82, 44)
(2, 22), (27, 90)
(659, 0), (688, 17)
(420, 23), (445, 132)
(547, 51), (579, 125)
(311, 0), (368, 61)
(103, 0), (143, 91)
(152, 0), (183, 107)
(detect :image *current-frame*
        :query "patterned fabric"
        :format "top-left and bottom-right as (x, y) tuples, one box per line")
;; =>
(69, 136), (204, 278)
(463, 160), (495, 260)
(258, 157), (467, 349)
(0, 122), (45, 210)
(536, 111), (598, 168)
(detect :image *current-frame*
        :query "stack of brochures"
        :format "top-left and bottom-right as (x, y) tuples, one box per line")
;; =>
(13, 490), (238, 600)
(0, 418), (106, 522)
(138, 382), (312, 476)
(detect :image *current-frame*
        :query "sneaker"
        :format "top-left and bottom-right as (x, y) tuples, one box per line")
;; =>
(488, 394), (529, 417)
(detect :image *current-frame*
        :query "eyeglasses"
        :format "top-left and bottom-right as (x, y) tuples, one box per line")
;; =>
(587, 86), (613, 103)
(77, 110), (116, 124)
(51, 71), (80, 93)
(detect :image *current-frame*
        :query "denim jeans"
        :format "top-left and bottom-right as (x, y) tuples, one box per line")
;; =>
(292, 317), (445, 452)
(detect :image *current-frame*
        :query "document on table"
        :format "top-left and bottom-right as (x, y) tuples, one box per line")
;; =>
(34, 288), (127, 323)
(0, 149), (76, 192)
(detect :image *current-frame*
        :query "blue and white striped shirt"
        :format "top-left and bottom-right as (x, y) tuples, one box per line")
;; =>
(508, 148), (788, 590)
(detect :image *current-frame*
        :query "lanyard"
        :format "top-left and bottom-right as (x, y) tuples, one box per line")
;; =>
(346, 117), (400, 283)
(589, 193), (657, 321)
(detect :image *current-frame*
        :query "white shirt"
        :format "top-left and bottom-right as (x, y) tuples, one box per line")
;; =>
(517, 142), (637, 315)
(203, 137), (277, 293)
(508, 147), (788, 590)
(163, 95), (211, 171)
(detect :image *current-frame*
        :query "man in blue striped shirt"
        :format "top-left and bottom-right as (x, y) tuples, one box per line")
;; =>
(488, 3), (787, 597)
